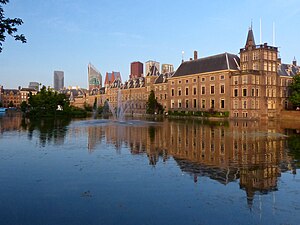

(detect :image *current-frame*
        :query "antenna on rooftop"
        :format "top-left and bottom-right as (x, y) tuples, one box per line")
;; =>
(273, 22), (276, 46)
(260, 18), (262, 44)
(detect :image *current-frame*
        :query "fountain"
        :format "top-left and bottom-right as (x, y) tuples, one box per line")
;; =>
(103, 89), (133, 122)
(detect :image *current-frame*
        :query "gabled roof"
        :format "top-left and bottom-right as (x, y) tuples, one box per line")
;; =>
(173, 53), (240, 77)
(278, 63), (299, 77)
(146, 65), (160, 76)
(154, 72), (174, 84)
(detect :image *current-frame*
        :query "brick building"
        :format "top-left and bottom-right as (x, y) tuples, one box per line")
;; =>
(87, 27), (298, 120)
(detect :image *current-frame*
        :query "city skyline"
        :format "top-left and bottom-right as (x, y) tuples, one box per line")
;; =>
(0, 0), (300, 89)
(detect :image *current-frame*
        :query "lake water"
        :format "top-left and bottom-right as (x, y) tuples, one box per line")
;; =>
(0, 113), (300, 225)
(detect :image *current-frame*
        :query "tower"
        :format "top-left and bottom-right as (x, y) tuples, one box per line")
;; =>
(130, 61), (143, 79)
(88, 63), (102, 91)
(54, 71), (64, 91)
(233, 25), (280, 120)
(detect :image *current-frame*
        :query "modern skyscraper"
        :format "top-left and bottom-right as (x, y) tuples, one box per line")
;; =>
(88, 63), (102, 91)
(130, 61), (143, 79)
(161, 64), (174, 74)
(54, 71), (64, 91)
(145, 60), (160, 75)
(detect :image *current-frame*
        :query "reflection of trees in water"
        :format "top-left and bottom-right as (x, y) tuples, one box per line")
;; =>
(286, 129), (300, 169)
(21, 118), (71, 147)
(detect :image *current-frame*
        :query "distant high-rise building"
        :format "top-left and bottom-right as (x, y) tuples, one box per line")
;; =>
(161, 64), (174, 74)
(54, 71), (64, 91)
(104, 71), (122, 86)
(130, 61), (143, 79)
(28, 82), (40, 91)
(145, 60), (160, 75)
(88, 63), (102, 91)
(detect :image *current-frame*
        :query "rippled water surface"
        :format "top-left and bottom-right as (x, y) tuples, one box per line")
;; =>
(0, 113), (300, 225)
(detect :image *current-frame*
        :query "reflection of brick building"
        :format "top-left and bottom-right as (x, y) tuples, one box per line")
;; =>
(86, 119), (293, 206)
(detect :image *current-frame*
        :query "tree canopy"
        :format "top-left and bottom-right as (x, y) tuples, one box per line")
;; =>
(146, 90), (164, 114)
(0, 0), (26, 52)
(27, 85), (70, 117)
(289, 74), (300, 108)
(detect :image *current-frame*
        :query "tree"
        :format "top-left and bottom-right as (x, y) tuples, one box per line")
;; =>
(0, 0), (26, 52)
(289, 74), (300, 108)
(146, 90), (164, 114)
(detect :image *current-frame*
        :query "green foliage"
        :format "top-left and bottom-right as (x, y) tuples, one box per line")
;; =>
(289, 74), (300, 108)
(20, 101), (28, 113)
(146, 90), (164, 114)
(0, 0), (26, 52)
(27, 85), (71, 117)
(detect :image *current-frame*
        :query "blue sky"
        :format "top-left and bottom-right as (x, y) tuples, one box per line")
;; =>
(0, 0), (300, 89)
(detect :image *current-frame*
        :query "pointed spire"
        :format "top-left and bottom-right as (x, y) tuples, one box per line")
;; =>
(245, 26), (256, 49)
(293, 57), (297, 66)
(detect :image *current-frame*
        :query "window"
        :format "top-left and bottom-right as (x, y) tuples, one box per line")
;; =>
(220, 75), (225, 80)
(193, 79), (196, 83)
(178, 80), (181, 84)
(234, 77), (238, 85)
(243, 100), (247, 109)
(251, 88), (255, 96)
(186, 100), (189, 108)
(186, 80), (189, 83)
(201, 86), (205, 95)
(210, 85), (215, 94)
(185, 88), (189, 95)
(221, 99), (225, 109)
(178, 89), (181, 96)
(210, 76), (215, 81)
(194, 99), (197, 108)
(171, 100), (174, 108)
(211, 99), (215, 108)
(243, 89), (247, 97)
(178, 99), (182, 108)
(171, 89), (174, 96)
(242, 54), (248, 62)
(202, 77), (205, 82)
(220, 85), (225, 94)
(193, 87), (197, 95)
(234, 89), (238, 97)
(202, 99), (206, 109)
(234, 100), (238, 109)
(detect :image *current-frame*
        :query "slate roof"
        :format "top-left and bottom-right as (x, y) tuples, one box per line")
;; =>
(173, 53), (240, 77)
(245, 28), (255, 47)
(278, 63), (299, 77)
(146, 65), (160, 76)
(154, 72), (174, 84)
(122, 77), (145, 89)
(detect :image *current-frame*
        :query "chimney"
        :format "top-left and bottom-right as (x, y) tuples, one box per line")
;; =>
(189, 58), (193, 61)
(194, 51), (198, 60)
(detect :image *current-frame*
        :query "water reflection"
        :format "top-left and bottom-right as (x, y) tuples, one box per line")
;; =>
(0, 112), (71, 147)
(83, 118), (298, 207)
(1, 114), (299, 211)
